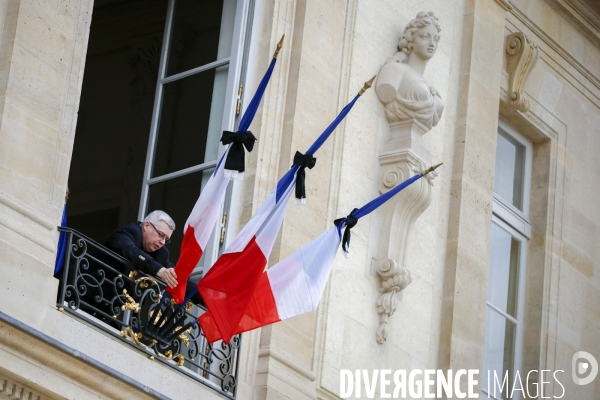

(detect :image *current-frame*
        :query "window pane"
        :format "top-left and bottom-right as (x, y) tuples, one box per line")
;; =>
(494, 129), (525, 211)
(482, 308), (516, 400)
(152, 66), (228, 177)
(166, 0), (234, 77)
(488, 223), (521, 317)
(147, 169), (214, 269)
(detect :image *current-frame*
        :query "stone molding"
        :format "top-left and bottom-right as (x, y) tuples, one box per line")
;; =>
(0, 193), (55, 230)
(0, 374), (53, 400)
(0, 311), (164, 399)
(506, 32), (539, 112)
(257, 347), (316, 382)
(256, 345), (316, 398)
(543, 0), (600, 48)
(509, 7), (600, 100)
(375, 120), (438, 344)
(0, 193), (56, 252)
(494, 0), (514, 11)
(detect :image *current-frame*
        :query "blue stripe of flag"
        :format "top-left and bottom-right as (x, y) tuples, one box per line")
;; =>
(54, 204), (68, 275)
(275, 93), (361, 203)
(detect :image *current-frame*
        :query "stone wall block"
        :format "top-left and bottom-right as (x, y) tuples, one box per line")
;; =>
(14, 0), (76, 76)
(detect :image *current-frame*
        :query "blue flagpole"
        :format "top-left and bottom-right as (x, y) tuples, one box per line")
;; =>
(276, 76), (377, 202)
(238, 57), (277, 132)
(334, 163), (442, 254)
(353, 174), (424, 220)
(213, 35), (284, 179)
(355, 163), (442, 221)
(184, 77), (376, 307)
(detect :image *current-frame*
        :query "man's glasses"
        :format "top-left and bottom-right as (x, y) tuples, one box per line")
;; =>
(149, 222), (171, 244)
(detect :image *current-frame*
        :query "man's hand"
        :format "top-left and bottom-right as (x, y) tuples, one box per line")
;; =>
(157, 267), (178, 288)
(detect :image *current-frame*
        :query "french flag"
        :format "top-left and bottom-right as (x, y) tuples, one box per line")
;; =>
(200, 226), (341, 343)
(198, 167), (298, 344)
(166, 151), (231, 304)
(166, 37), (285, 303)
(199, 162), (442, 343)
(197, 77), (377, 343)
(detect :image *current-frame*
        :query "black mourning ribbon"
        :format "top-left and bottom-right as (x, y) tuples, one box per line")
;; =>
(293, 151), (317, 201)
(334, 208), (359, 254)
(221, 130), (257, 173)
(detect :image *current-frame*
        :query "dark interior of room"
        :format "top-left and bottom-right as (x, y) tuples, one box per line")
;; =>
(68, 0), (224, 262)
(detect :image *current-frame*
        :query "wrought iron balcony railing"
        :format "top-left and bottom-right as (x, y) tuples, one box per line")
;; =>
(55, 227), (240, 399)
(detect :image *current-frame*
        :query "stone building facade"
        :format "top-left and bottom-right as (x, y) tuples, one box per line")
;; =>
(0, 0), (599, 399)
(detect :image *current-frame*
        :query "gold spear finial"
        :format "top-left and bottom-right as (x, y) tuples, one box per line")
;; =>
(422, 162), (443, 176)
(359, 75), (376, 95)
(273, 34), (285, 59)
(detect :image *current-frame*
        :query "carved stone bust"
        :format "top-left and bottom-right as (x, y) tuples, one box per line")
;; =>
(376, 12), (444, 131)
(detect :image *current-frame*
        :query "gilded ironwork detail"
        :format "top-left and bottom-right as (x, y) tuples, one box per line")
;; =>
(135, 276), (159, 290)
(121, 327), (146, 348)
(55, 228), (241, 399)
(121, 289), (141, 313)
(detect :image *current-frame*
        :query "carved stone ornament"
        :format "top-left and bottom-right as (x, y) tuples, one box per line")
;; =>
(373, 11), (443, 344)
(376, 259), (412, 343)
(374, 119), (439, 344)
(375, 12), (444, 132)
(506, 32), (539, 112)
(0, 373), (51, 400)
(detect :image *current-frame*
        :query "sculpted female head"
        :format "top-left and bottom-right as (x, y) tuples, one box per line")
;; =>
(376, 11), (444, 129)
(396, 12), (441, 62)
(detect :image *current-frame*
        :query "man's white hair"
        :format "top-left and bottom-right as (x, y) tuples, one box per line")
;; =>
(143, 210), (175, 231)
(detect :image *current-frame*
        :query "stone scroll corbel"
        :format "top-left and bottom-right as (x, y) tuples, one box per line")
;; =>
(374, 147), (438, 344)
(506, 32), (539, 112)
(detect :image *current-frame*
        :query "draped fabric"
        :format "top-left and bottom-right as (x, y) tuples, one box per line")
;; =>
(167, 57), (280, 303)
(382, 78), (443, 130)
(166, 149), (231, 303)
(221, 130), (257, 174)
(197, 92), (368, 344)
(201, 172), (428, 343)
(54, 204), (68, 275)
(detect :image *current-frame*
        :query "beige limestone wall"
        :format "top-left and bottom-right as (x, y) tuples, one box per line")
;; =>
(0, 0), (91, 329)
(504, 2), (600, 397)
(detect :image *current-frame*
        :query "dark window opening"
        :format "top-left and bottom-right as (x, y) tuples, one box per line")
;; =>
(68, 0), (169, 242)
(68, 0), (229, 265)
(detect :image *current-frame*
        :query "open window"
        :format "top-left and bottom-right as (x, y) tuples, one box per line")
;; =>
(68, 0), (252, 279)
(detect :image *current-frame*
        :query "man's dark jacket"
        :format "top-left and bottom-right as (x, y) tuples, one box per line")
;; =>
(101, 222), (173, 276)
(98, 222), (203, 305)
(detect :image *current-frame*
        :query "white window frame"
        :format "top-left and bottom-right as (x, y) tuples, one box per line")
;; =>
(492, 121), (533, 238)
(137, 0), (255, 275)
(482, 121), (533, 400)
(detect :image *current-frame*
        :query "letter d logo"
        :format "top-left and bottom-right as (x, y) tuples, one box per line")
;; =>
(572, 351), (598, 385)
